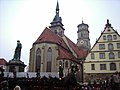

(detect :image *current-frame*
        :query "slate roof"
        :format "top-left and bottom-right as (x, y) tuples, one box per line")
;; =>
(34, 27), (88, 63)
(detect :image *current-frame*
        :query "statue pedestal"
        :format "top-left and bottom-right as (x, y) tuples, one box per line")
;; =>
(6, 59), (26, 72)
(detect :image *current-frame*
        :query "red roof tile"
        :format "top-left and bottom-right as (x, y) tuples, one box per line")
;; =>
(0, 58), (7, 65)
(34, 27), (88, 62)
(34, 27), (69, 50)
(57, 46), (82, 64)
(57, 46), (76, 60)
(65, 36), (88, 59)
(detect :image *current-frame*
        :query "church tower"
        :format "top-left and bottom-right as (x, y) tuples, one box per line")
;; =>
(77, 20), (91, 51)
(49, 1), (65, 37)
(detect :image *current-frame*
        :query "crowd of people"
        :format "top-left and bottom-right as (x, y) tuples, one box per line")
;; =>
(0, 71), (120, 90)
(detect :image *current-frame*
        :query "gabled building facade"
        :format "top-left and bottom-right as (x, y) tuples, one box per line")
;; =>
(28, 2), (90, 82)
(84, 19), (120, 83)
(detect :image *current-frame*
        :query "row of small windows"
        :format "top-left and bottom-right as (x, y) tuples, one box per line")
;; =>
(59, 61), (69, 68)
(91, 63), (117, 70)
(103, 35), (117, 41)
(59, 61), (79, 68)
(91, 52), (120, 59)
(99, 43), (120, 50)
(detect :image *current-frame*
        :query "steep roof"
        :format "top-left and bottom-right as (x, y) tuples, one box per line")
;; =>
(57, 46), (75, 60)
(0, 58), (7, 65)
(34, 27), (69, 50)
(34, 27), (88, 63)
(65, 36), (88, 59)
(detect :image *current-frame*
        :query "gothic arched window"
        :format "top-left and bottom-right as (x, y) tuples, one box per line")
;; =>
(35, 48), (41, 72)
(59, 61), (62, 67)
(110, 63), (116, 70)
(46, 47), (52, 72)
(65, 61), (68, 68)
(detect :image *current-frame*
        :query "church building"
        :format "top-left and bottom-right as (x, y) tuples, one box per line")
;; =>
(28, 2), (90, 81)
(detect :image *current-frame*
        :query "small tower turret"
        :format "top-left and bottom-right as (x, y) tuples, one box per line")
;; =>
(49, 1), (65, 37)
(77, 20), (91, 51)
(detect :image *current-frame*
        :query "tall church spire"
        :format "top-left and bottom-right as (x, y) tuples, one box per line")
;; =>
(56, 1), (59, 11)
(55, 1), (60, 22)
(49, 1), (65, 36)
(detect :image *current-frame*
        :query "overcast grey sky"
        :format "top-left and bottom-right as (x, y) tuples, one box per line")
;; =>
(0, 0), (120, 67)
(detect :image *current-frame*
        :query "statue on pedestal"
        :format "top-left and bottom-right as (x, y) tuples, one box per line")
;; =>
(6, 40), (26, 72)
(13, 40), (22, 60)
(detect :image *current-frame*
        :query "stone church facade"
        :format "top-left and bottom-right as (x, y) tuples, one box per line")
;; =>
(28, 2), (90, 82)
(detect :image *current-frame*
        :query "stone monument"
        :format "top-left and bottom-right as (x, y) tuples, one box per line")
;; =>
(6, 40), (26, 72)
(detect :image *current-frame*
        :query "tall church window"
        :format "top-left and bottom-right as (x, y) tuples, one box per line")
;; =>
(117, 43), (120, 48)
(35, 48), (41, 72)
(91, 53), (95, 59)
(107, 35), (112, 41)
(99, 53), (105, 59)
(108, 43), (113, 50)
(99, 44), (105, 49)
(65, 61), (68, 68)
(110, 63), (116, 70)
(100, 64), (106, 70)
(46, 47), (52, 72)
(91, 64), (95, 70)
(109, 52), (115, 59)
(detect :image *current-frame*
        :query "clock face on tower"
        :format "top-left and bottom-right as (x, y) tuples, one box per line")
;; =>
(80, 40), (84, 44)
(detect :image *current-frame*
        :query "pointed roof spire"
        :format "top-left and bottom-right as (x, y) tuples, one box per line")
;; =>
(55, 1), (59, 20)
(56, 1), (59, 11)
(49, 1), (64, 30)
(51, 1), (61, 22)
